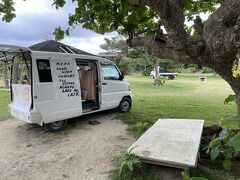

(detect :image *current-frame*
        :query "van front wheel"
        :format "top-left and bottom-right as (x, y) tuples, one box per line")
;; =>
(119, 97), (132, 113)
(44, 120), (68, 133)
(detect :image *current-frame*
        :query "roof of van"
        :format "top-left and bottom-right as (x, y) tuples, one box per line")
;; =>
(29, 40), (95, 56)
(0, 41), (112, 63)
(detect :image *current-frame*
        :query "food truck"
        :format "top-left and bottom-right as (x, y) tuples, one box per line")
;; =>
(0, 44), (132, 132)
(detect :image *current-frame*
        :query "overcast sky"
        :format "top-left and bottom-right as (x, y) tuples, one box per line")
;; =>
(0, 0), (117, 54)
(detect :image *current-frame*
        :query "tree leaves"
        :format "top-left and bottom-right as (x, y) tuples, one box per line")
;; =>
(223, 147), (233, 159)
(228, 132), (240, 151)
(210, 145), (220, 160)
(223, 158), (232, 172)
(224, 94), (236, 105)
(52, 0), (66, 9)
(53, 27), (65, 41)
(0, 0), (223, 42)
(219, 116), (240, 130)
(100, 36), (128, 53)
(118, 150), (141, 178)
(0, 0), (16, 23)
(51, 0), (157, 40)
(183, 0), (222, 21)
(208, 129), (240, 171)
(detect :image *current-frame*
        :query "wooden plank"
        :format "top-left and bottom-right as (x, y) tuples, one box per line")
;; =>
(128, 119), (204, 169)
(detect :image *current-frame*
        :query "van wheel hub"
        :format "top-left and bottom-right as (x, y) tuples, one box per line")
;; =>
(122, 102), (130, 111)
(44, 120), (68, 133)
(51, 121), (64, 129)
(119, 97), (132, 113)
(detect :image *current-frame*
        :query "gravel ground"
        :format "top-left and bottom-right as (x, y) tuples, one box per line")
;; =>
(0, 112), (134, 180)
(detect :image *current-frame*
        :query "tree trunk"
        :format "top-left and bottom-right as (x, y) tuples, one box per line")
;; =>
(236, 94), (240, 116)
(230, 82), (240, 116)
(212, 64), (240, 116)
(154, 60), (159, 79)
(3, 62), (9, 89)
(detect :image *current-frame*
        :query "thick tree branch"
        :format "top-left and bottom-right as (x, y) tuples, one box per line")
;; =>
(129, 0), (240, 73)
(129, 0), (206, 62)
(129, 0), (187, 42)
(203, 0), (240, 63)
(127, 36), (194, 64)
(194, 16), (204, 36)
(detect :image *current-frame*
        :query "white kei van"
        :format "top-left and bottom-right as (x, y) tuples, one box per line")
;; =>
(0, 44), (132, 132)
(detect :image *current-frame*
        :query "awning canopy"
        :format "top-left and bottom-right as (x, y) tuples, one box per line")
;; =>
(0, 44), (30, 62)
(29, 40), (95, 56)
(0, 44), (29, 53)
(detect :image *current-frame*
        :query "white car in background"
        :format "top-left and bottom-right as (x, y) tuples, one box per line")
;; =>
(150, 66), (178, 79)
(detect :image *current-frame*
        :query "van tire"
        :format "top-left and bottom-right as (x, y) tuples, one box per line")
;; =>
(44, 120), (68, 133)
(150, 75), (154, 79)
(119, 97), (132, 113)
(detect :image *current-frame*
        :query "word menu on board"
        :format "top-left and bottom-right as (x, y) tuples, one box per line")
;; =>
(51, 59), (80, 98)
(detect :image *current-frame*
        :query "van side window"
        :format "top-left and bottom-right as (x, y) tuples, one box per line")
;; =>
(101, 64), (120, 80)
(36, 60), (52, 82)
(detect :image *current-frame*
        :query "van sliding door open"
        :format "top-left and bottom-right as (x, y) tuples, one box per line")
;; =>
(76, 60), (100, 113)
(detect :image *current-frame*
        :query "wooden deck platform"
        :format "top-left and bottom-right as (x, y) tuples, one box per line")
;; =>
(128, 119), (204, 169)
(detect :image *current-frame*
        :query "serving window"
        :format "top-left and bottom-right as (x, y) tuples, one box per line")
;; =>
(36, 59), (52, 83)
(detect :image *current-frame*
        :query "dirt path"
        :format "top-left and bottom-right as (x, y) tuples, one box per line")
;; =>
(0, 112), (134, 180)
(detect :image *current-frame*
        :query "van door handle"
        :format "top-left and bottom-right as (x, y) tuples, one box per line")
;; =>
(102, 82), (107, 85)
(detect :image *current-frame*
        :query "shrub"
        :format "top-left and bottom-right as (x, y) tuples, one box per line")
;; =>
(118, 59), (132, 75)
(109, 149), (161, 180)
(153, 76), (167, 86)
(202, 67), (214, 73)
(142, 66), (152, 76)
(207, 95), (240, 172)
(109, 150), (142, 180)
(131, 120), (153, 138)
(207, 128), (240, 172)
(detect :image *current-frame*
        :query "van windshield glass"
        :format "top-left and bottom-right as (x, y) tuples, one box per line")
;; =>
(101, 64), (120, 80)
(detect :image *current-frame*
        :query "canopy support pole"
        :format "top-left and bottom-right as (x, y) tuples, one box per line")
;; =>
(3, 53), (9, 89)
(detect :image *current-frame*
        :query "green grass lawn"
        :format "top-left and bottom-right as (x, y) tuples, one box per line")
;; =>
(117, 74), (238, 179)
(0, 90), (11, 120)
(121, 74), (236, 136)
(0, 74), (235, 125)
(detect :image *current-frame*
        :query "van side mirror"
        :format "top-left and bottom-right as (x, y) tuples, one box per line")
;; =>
(119, 73), (124, 80)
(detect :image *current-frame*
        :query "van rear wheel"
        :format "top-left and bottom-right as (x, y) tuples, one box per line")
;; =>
(119, 97), (132, 113)
(44, 120), (68, 133)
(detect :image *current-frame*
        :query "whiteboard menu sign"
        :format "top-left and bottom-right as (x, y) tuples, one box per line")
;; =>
(11, 84), (31, 121)
(51, 59), (80, 98)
